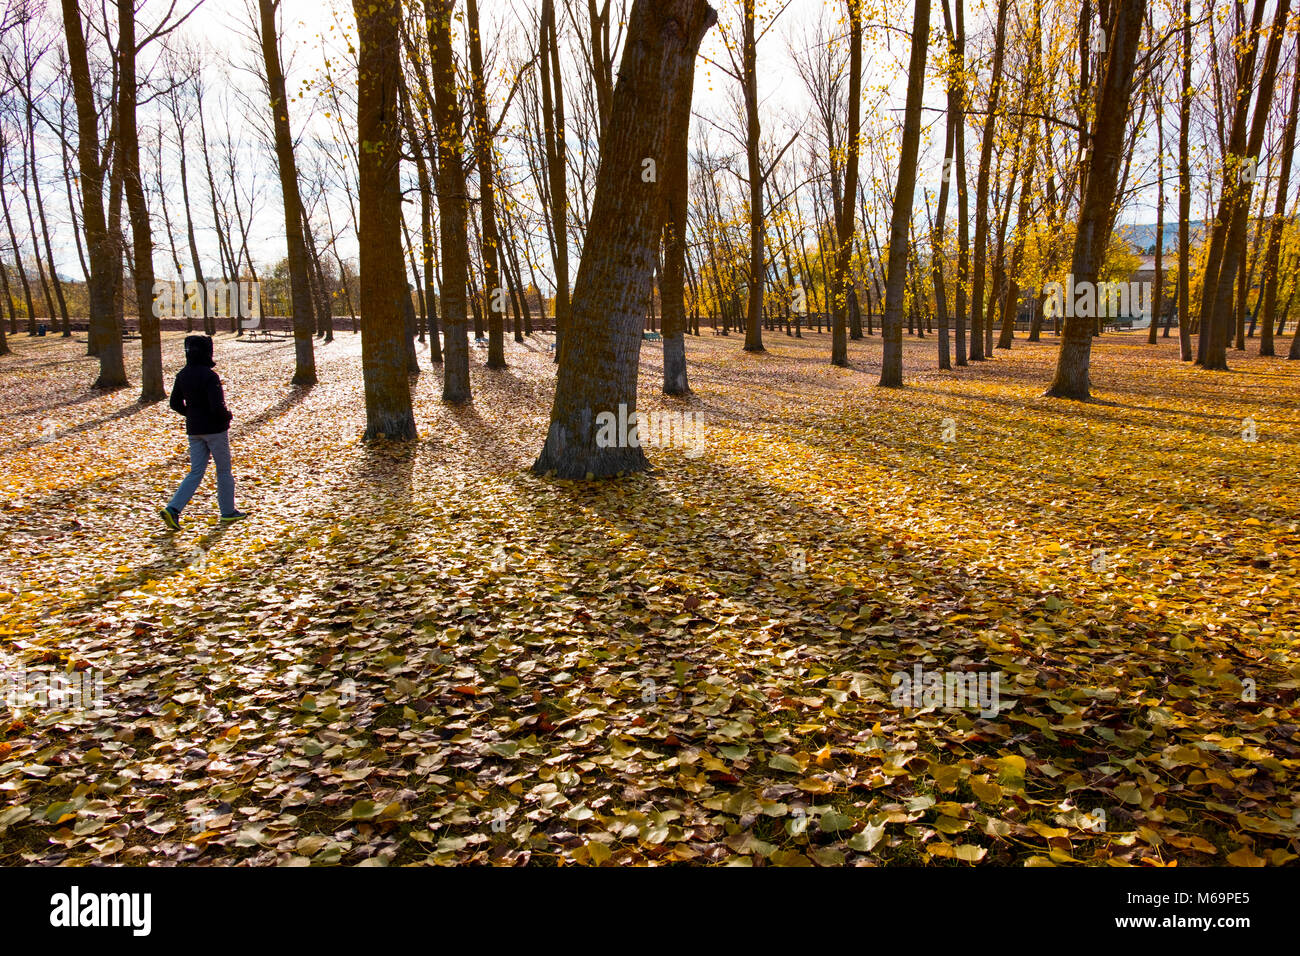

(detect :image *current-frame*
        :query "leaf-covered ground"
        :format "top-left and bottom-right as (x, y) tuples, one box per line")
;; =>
(1, 328), (1297, 866)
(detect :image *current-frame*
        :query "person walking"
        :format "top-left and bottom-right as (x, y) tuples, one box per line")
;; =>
(160, 335), (247, 529)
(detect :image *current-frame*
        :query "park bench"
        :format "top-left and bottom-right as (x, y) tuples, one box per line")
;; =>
(643, 331), (662, 341)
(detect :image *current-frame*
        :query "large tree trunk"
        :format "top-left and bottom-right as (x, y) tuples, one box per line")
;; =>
(831, 0), (863, 368)
(62, 0), (127, 387)
(1046, 0), (1146, 400)
(880, 0), (929, 387)
(533, 0), (716, 479)
(427, 0), (471, 402)
(118, 0), (164, 403)
(260, 0), (318, 386)
(354, 0), (415, 438)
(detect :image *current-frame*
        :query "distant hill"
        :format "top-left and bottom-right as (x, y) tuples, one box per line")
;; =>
(1117, 221), (1205, 253)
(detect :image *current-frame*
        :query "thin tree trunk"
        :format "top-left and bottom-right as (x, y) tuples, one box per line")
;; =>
(540, 0), (571, 362)
(880, 0), (929, 386)
(1260, 33), (1299, 357)
(467, 0), (506, 369)
(427, 0), (471, 402)
(1177, 0), (1193, 361)
(661, 49), (693, 397)
(831, 0), (862, 368)
(953, 0), (969, 366)
(260, 0), (317, 385)
(969, 0), (1010, 362)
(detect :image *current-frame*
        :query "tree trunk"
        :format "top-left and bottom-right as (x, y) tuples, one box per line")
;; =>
(968, 0), (1009, 362)
(880, 0), (929, 387)
(118, 0), (164, 402)
(260, 0), (317, 385)
(831, 0), (862, 368)
(1149, 41), (1165, 347)
(540, 0), (571, 362)
(1176, 0), (1193, 361)
(933, 0), (960, 371)
(661, 53), (693, 397)
(742, 0), (765, 353)
(953, 0), (969, 366)
(354, 0), (415, 438)
(1259, 32), (1299, 357)
(427, 0), (471, 402)
(1204, 0), (1288, 369)
(1046, 0), (1146, 400)
(533, 0), (715, 478)
(62, 0), (126, 386)
(467, 0), (506, 370)
(1195, 0), (1268, 369)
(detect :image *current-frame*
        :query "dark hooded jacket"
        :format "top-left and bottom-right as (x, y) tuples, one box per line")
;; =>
(169, 335), (233, 436)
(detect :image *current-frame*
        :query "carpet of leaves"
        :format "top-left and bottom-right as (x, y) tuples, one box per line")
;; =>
(1, 327), (1297, 867)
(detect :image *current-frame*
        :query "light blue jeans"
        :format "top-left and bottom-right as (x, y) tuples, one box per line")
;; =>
(168, 432), (236, 516)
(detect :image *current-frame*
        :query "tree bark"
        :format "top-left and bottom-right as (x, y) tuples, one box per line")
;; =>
(661, 53), (693, 397)
(354, 0), (416, 438)
(1259, 31), (1299, 357)
(118, 0), (164, 402)
(741, 0), (765, 353)
(1046, 0), (1146, 400)
(259, 0), (317, 385)
(62, 0), (127, 386)
(953, 0), (969, 366)
(427, 0), (471, 402)
(831, 0), (863, 368)
(533, 0), (715, 478)
(880, 0), (929, 387)
(467, 0), (506, 369)
(1176, 0), (1193, 361)
(540, 0), (571, 362)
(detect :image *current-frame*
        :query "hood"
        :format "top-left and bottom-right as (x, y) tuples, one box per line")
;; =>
(184, 334), (215, 368)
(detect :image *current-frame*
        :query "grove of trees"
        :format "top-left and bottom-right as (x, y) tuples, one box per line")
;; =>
(1, 0), (1298, 473)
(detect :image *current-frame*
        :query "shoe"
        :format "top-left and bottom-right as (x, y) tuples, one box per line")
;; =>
(160, 507), (181, 530)
(220, 510), (249, 524)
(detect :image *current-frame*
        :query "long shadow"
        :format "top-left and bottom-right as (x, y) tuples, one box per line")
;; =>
(232, 384), (313, 436)
(31, 522), (238, 628)
(0, 386), (128, 423)
(2, 400), (152, 456)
